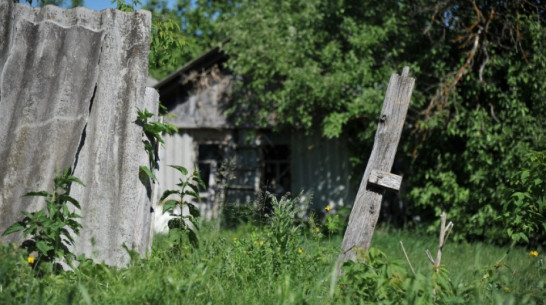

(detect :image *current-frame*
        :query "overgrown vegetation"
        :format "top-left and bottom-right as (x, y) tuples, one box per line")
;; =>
(2, 168), (84, 274)
(1, 210), (544, 304)
(4, 1), (544, 303)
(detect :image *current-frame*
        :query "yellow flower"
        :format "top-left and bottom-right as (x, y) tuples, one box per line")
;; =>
(259, 241), (264, 246)
(313, 227), (320, 233)
(529, 250), (539, 257)
(298, 248), (303, 255)
(27, 256), (35, 264)
(232, 237), (238, 242)
(504, 286), (510, 292)
(325, 206), (331, 212)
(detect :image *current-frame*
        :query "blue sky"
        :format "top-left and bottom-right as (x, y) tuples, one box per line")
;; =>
(82, 0), (177, 11)
(82, 0), (118, 11)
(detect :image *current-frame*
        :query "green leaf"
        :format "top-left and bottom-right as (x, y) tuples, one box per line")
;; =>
(24, 191), (49, 197)
(2, 223), (25, 236)
(36, 241), (53, 256)
(62, 203), (70, 217)
(139, 166), (157, 181)
(65, 175), (85, 187)
(169, 165), (188, 175)
(187, 229), (199, 248)
(192, 174), (206, 189)
(162, 200), (179, 214)
(184, 190), (199, 199)
(187, 203), (201, 218)
(59, 194), (81, 210)
(160, 190), (179, 202)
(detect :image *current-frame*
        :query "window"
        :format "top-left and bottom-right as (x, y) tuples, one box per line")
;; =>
(197, 144), (222, 191)
(262, 145), (291, 196)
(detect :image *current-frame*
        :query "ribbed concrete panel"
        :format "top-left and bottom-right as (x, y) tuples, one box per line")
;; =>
(0, 1), (155, 266)
(291, 133), (351, 210)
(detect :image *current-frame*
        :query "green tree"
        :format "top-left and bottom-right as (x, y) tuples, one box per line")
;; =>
(219, 0), (546, 245)
(144, 0), (237, 79)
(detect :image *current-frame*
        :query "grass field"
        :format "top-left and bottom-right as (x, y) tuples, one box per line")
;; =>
(1, 221), (544, 305)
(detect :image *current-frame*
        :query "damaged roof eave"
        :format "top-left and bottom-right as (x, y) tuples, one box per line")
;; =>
(154, 45), (226, 90)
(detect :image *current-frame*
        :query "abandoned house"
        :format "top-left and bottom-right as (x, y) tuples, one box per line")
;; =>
(153, 46), (353, 227)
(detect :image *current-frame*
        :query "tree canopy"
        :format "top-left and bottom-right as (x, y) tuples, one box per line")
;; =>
(217, 0), (546, 245)
(145, 0), (236, 78)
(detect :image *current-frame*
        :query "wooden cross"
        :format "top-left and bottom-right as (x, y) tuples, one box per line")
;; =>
(338, 67), (415, 263)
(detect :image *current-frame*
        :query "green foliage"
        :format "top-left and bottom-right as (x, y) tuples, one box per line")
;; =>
(148, 11), (184, 74)
(221, 0), (401, 132)
(338, 248), (459, 304)
(466, 252), (546, 305)
(0, 224), (544, 304)
(136, 107), (178, 181)
(111, 0), (141, 12)
(218, 0), (546, 245)
(323, 205), (351, 236)
(0, 243), (36, 303)
(502, 150), (546, 246)
(2, 168), (84, 273)
(160, 165), (205, 248)
(144, 0), (236, 79)
(265, 192), (307, 252)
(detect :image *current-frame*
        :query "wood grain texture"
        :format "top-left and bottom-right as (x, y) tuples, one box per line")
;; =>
(368, 170), (402, 192)
(338, 67), (414, 263)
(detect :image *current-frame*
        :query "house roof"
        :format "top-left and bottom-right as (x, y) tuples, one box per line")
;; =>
(154, 46), (227, 91)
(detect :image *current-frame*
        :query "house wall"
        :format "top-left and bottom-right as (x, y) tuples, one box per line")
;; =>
(290, 133), (351, 210)
(154, 129), (352, 233)
(155, 129), (234, 232)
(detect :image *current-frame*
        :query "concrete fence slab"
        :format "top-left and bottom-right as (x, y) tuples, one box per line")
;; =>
(0, 0), (157, 266)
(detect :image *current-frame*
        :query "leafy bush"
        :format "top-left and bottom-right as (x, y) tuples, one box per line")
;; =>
(322, 205), (351, 236)
(266, 192), (306, 252)
(502, 150), (546, 246)
(219, 0), (546, 246)
(337, 247), (461, 304)
(2, 168), (84, 274)
(0, 243), (35, 303)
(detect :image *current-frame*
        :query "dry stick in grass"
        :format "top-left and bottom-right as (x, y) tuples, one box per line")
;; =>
(426, 212), (454, 273)
(399, 241), (415, 275)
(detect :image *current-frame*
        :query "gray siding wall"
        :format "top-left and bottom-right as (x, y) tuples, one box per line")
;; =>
(154, 132), (195, 232)
(291, 133), (351, 210)
(154, 129), (352, 231)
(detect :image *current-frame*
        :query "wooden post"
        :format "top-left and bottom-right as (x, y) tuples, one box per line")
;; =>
(338, 67), (415, 263)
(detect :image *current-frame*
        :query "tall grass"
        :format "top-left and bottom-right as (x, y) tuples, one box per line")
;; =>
(1, 221), (544, 304)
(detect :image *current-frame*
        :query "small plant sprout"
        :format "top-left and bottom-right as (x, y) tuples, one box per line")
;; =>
(160, 165), (205, 248)
(136, 107), (178, 182)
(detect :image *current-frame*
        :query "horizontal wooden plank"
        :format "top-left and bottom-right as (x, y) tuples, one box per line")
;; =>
(368, 170), (402, 191)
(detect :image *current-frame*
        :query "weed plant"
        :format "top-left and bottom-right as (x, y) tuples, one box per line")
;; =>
(2, 168), (84, 274)
(1, 196), (544, 304)
(160, 165), (204, 249)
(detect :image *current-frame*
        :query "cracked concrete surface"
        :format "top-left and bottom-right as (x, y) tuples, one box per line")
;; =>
(0, 0), (158, 266)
